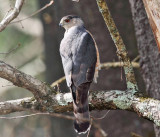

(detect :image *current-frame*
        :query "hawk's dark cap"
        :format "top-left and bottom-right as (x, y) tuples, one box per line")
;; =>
(65, 15), (80, 20)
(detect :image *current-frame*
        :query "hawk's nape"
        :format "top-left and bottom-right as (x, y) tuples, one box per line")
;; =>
(59, 15), (99, 134)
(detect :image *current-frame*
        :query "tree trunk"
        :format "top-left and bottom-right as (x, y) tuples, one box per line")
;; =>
(129, 0), (160, 137)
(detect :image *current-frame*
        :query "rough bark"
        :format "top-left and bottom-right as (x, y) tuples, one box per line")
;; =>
(0, 89), (160, 127)
(142, 0), (160, 51)
(0, 61), (54, 103)
(129, 0), (160, 136)
(96, 0), (138, 91)
(0, 59), (159, 125)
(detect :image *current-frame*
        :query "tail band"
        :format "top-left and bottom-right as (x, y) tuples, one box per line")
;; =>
(74, 120), (90, 134)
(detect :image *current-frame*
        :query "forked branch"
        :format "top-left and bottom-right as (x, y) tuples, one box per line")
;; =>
(0, 0), (24, 32)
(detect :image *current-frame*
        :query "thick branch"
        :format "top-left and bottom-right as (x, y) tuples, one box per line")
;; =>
(0, 61), (54, 103)
(0, 60), (138, 103)
(0, 60), (159, 126)
(0, 97), (35, 114)
(0, 0), (25, 32)
(0, 90), (160, 126)
(96, 0), (138, 91)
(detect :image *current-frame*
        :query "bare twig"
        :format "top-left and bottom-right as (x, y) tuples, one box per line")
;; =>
(11, 0), (54, 24)
(96, 0), (138, 92)
(0, 44), (21, 55)
(3, 7), (13, 21)
(72, 0), (79, 2)
(87, 118), (107, 137)
(51, 76), (66, 87)
(91, 110), (110, 120)
(131, 132), (143, 137)
(132, 55), (140, 62)
(0, 111), (106, 136)
(94, 122), (108, 137)
(0, 113), (44, 120)
(100, 62), (139, 69)
(0, 112), (76, 121)
(0, 0), (25, 32)
(0, 0), (43, 37)
(87, 118), (92, 137)
(50, 62), (140, 87)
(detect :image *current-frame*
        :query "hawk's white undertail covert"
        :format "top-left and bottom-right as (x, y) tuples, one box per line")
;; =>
(59, 15), (100, 134)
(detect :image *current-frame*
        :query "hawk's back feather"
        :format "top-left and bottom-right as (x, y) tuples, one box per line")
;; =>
(60, 26), (97, 87)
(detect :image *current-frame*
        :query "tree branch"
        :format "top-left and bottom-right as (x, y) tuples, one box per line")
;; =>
(0, 61), (54, 103)
(11, 0), (54, 24)
(0, 90), (160, 126)
(0, 0), (25, 32)
(96, 0), (138, 92)
(0, 60), (159, 126)
(51, 61), (140, 87)
(0, 97), (35, 115)
(100, 62), (140, 69)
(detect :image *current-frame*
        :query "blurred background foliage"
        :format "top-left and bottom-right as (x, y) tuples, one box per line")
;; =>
(0, 0), (155, 137)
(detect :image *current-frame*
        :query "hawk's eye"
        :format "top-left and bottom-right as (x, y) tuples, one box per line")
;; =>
(65, 19), (70, 23)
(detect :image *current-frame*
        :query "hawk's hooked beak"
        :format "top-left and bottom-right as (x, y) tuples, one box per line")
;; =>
(59, 23), (63, 27)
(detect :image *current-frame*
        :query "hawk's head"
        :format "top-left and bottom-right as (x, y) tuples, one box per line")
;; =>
(59, 15), (84, 30)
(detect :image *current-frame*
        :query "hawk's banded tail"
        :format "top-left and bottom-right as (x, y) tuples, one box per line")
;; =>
(71, 83), (91, 134)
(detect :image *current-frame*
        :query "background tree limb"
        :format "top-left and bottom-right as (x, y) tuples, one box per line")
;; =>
(0, 60), (159, 126)
(0, 0), (24, 32)
(0, 61), (54, 103)
(51, 61), (140, 87)
(96, 0), (138, 91)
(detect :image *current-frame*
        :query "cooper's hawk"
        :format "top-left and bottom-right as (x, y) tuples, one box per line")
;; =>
(59, 15), (100, 134)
